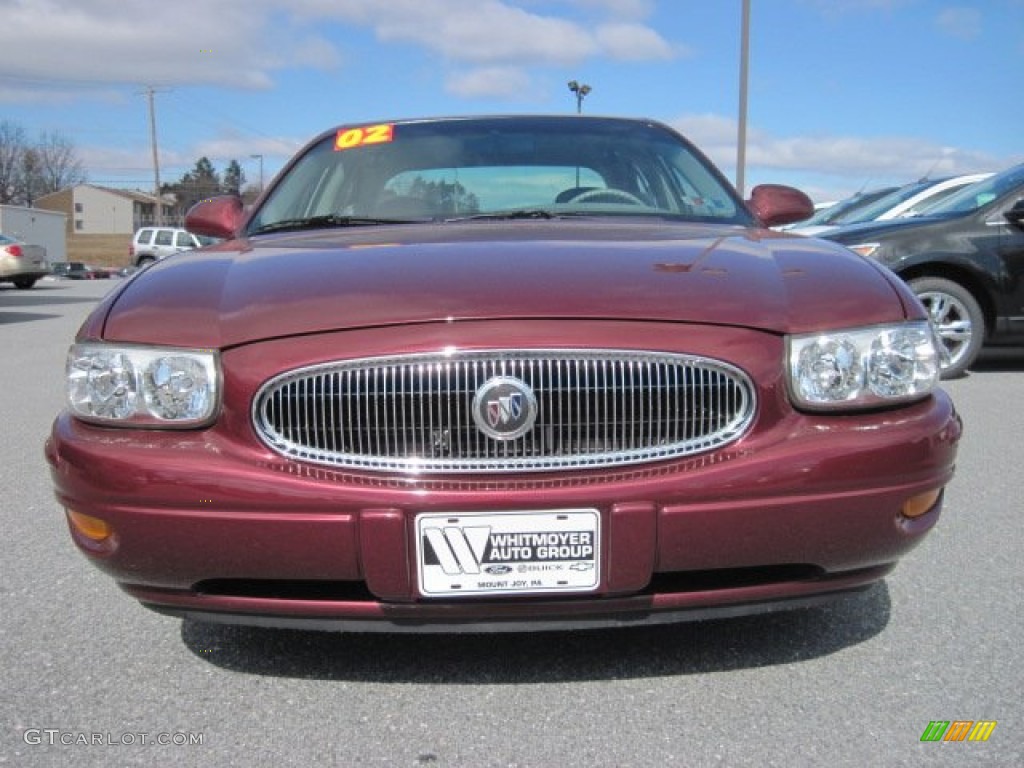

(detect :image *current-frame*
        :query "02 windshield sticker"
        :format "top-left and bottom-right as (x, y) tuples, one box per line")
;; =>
(334, 123), (394, 151)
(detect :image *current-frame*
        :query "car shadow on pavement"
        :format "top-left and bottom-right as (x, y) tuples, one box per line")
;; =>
(969, 349), (1024, 374)
(0, 311), (62, 324)
(0, 288), (103, 306)
(0, 286), (107, 324)
(180, 582), (890, 681)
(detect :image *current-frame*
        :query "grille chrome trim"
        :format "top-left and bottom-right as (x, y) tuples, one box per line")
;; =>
(252, 350), (756, 474)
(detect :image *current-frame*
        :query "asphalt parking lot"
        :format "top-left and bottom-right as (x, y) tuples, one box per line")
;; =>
(2, 278), (1022, 768)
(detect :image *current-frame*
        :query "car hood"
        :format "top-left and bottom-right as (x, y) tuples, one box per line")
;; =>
(95, 220), (909, 348)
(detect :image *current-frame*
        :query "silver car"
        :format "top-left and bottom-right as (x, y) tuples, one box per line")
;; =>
(0, 233), (48, 289)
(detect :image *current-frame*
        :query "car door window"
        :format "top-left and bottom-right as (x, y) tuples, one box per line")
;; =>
(154, 231), (173, 246)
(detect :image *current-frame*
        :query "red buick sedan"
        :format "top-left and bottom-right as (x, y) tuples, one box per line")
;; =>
(46, 116), (960, 632)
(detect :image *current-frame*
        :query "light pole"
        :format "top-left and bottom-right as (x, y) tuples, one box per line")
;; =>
(736, 0), (751, 196)
(250, 154), (264, 194)
(567, 80), (591, 114)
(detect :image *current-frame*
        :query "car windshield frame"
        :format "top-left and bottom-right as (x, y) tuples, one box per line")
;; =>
(923, 164), (1024, 215)
(833, 180), (939, 225)
(246, 116), (755, 235)
(790, 187), (898, 228)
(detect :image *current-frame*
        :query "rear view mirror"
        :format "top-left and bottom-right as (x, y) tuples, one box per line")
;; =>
(1004, 198), (1024, 229)
(185, 195), (245, 239)
(746, 184), (815, 228)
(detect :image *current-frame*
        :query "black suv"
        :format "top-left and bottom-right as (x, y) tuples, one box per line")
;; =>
(826, 164), (1024, 377)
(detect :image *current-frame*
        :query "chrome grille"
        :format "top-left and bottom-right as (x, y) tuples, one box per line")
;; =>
(252, 351), (756, 473)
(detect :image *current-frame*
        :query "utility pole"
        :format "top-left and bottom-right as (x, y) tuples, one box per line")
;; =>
(146, 86), (164, 225)
(736, 0), (751, 197)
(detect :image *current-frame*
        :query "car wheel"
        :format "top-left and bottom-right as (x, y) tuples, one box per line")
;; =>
(13, 277), (37, 289)
(136, 256), (155, 267)
(908, 276), (984, 379)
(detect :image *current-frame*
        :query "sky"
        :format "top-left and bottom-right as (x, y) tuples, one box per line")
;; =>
(1, 0), (1021, 203)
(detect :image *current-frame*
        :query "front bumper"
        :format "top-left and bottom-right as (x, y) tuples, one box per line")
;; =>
(46, 382), (960, 631)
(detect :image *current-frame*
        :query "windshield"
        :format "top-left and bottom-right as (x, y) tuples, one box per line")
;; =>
(832, 180), (937, 225)
(247, 117), (751, 234)
(790, 187), (897, 228)
(925, 164), (1024, 215)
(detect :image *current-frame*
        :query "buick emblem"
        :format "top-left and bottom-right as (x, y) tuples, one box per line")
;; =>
(472, 376), (538, 440)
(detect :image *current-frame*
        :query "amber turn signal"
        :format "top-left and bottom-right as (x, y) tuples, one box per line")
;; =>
(901, 489), (942, 519)
(66, 509), (113, 542)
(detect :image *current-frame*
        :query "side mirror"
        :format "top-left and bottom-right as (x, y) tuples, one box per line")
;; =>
(1004, 198), (1024, 229)
(746, 184), (815, 228)
(185, 195), (245, 239)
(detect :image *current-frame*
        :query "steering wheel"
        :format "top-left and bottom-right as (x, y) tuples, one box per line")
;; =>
(566, 188), (647, 206)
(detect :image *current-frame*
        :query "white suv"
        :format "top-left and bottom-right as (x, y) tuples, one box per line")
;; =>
(130, 227), (215, 266)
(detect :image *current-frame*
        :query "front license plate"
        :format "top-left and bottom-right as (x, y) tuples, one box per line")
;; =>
(415, 509), (600, 597)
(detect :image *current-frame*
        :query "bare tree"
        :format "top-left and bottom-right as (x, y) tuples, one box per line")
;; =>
(34, 130), (87, 196)
(0, 120), (28, 204)
(0, 122), (87, 205)
(20, 147), (40, 206)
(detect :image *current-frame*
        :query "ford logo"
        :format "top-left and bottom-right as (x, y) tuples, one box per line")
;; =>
(471, 376), (538, 440)
(484, 565), (514, 575)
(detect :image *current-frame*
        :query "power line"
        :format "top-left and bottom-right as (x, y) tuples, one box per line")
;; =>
(158, 92), (293, 145)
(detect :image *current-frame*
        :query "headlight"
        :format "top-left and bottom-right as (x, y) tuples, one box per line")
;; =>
(787, 321), (940, 410)
(67, 343), (220, 427)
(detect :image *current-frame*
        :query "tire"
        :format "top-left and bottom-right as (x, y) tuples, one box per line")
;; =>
(908, 276), (984, 379)
(12, 277), (37, 290)
(135, 256), (155, 267)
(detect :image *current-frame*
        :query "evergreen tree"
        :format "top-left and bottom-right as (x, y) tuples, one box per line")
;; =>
(222, 160), (245, 195)
(162, 157), (222, 211)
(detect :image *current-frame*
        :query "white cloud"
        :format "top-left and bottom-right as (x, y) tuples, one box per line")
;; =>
(670, 112), (1009, 199)
(289, 35), (345, 70)
(0, 0), (332, 96)
(341, 0), (676, 66)
(191, 136), (305, 165)
(0, 0), (676, 104)
(568, 0), (656, 18)
(370, 1), (599, 65)
(0, 85), (127, 106)
(935, 7), (983, 41)
(445, 67), (536, 99)
(595, 23), (680, 60)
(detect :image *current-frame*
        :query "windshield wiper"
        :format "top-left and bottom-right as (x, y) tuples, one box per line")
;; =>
(446, 209), (557, 223)
(249, 214), (421, 235)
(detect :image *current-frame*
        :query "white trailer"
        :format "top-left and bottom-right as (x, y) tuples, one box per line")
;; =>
(0, 205), (67, 262)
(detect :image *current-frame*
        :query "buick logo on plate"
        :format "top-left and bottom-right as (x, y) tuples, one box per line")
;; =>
(472, 376), (538, 440)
